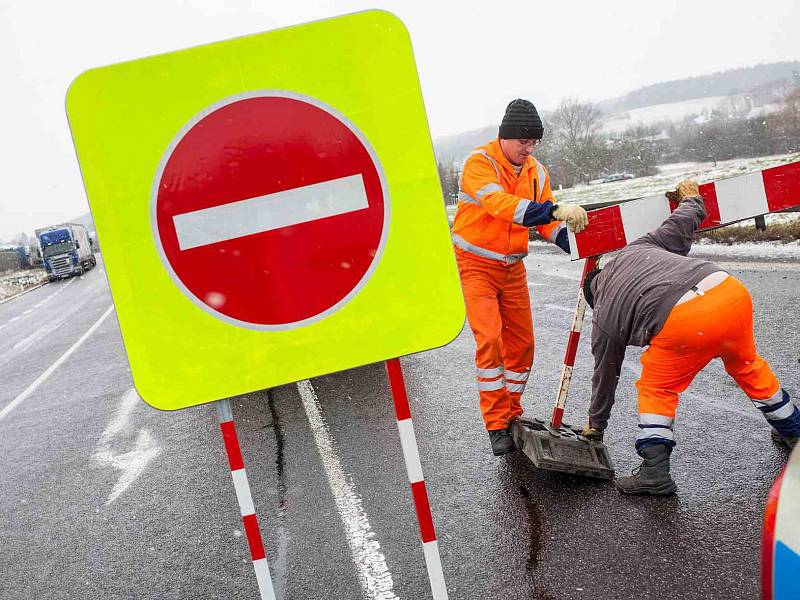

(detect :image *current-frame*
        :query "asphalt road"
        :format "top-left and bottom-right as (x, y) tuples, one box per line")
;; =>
(0, 248), (797, 599)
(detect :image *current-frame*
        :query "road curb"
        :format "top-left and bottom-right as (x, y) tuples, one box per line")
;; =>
(0, 281), (49, 306)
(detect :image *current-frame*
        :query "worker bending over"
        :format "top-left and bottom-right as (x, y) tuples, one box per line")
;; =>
(452, 99), (588, 456)
(581, 180), (800, 496)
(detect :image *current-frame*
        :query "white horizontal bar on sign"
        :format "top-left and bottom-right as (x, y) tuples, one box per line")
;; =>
(715, 171), (769, 224)
(619, 194), (671, 245)
(173, 174), (369, 250)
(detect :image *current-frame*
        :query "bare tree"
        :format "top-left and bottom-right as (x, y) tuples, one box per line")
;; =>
(550, 97), (604, 149)
(544, 98), (608, 186)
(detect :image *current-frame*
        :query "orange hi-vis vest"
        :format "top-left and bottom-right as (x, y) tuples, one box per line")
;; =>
(452, 139), (563, 264)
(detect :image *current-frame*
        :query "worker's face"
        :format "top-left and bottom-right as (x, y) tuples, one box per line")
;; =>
(500, 138), (539, 166)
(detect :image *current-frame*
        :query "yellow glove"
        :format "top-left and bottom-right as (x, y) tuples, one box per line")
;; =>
(552, 203), (588, 233)
(666, 179), (700, 203)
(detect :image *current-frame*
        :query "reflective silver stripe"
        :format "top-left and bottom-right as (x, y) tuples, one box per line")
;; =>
(752, 388), (785, 407)
(639, 413), (674, 427)
(477, 367), (504, 378)
(762, 401), (797, 421)
(535, 161), (547, 201)
(478, 379), (505, 392)
(506, 382), (526, 393)
(458, 191), (480, 206)
(475, 150), (501, 180)
(504, 370), (530, 382)
(548, 222), (566, 242)
(636, 428), (674, 442)
(451, 233), (528, 264)
(513, 199), (532, 225)
(477, 183), (503, 199)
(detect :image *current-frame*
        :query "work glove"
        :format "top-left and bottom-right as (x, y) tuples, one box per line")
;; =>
(665, 179), (700, 203)
(580, 423), (604, 441)
(552, 203), (588, 233)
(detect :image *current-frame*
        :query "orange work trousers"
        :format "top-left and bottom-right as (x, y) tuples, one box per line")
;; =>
(455, 247), (534, 431)
(635, 275), (781, 449)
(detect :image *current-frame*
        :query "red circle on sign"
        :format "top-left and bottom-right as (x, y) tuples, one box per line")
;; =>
(152, 92), (389, 329)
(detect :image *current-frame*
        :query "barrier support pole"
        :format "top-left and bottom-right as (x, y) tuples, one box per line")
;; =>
(385, 358), (449, 600)
(215, 399), (276, 600)
(550, 255), (600, 429)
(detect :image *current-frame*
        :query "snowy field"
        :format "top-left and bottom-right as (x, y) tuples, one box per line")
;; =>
(599, 96), (780, 135)
(0, 269), (47, 302)
(600, 96), (727, 135)
(552, 152), (800, 207)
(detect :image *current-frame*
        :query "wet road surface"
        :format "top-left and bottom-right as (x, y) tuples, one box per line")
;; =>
(0, 247), (797, 599)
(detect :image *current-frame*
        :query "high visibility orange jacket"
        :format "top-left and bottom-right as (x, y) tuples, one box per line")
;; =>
(452, 139), (565, 264)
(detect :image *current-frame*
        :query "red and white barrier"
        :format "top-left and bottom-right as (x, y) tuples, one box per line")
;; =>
(385, 359), (449, 600)
(550, 256), (598, 429)
(568, 160), (800, 260)
(216, 400), (276, 600)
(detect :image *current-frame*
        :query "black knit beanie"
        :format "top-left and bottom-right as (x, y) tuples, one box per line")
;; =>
(499, 99), (544, 140)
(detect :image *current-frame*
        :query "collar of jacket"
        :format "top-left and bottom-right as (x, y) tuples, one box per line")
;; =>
(485, 138), (536, 177)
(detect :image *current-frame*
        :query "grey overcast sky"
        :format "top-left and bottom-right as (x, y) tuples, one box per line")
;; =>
(2, 0), (799, 240)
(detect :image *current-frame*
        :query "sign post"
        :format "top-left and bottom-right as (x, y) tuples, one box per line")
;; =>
(67, 11), (465, 599)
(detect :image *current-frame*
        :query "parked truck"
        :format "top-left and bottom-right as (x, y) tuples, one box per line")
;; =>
(35, 223), (96, 281)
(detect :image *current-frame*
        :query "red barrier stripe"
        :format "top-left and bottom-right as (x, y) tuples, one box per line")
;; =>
(220, 421), (245, 472)
(242, 513), (266, 561)
(763, 161), (800, 212)
(574, 205), (625, 258)
(551, 406), (564, 429)
(385, 359), (411, 421)
(697, 181), (722, 229)
(564, 331), (580, 367)
(411, 480), (436, 543)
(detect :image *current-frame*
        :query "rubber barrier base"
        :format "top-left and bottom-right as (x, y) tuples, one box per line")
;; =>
(511, 417), (615, 480)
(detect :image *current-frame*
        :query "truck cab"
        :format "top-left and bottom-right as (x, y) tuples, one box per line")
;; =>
(36, 224), (96, 281)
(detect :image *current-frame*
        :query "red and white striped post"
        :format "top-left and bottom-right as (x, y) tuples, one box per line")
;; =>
(384, 358), (448, 600)
(550, 255), (599, 429)
(215, 399), (276, 600)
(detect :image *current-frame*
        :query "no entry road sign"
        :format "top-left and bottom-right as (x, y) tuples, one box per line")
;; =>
(153, 92), (389, 329)
(66, 11), (465, 410)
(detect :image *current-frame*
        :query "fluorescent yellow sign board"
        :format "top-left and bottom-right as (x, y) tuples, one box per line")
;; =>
(67, 11), (465, 410)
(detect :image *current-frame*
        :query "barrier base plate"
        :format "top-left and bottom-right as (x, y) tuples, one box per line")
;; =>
(511, 417), (615, 480)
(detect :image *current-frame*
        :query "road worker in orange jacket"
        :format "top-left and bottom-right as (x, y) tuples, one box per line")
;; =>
(452, 99), (588, 456)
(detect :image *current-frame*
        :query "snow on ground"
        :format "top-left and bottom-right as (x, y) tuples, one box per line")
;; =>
(690, 240), (800, 260)
(553, 152), (800, 206)
(0, 269), (47, 302)
(600, 96), (729, 135)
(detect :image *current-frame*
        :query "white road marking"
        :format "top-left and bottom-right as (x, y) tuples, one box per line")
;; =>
(173, 174), (369, 250)
(0, 278), (74, 332)
(542, 303), (592, 315)
(296, 380), (399, 600)
(0, 305), (114, 423)
(92, 388), (162, 505)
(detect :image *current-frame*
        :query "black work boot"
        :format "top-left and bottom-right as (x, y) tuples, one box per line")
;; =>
(488, 428), (516, 456)
(771, 429), (798, 450)
(614, 444), (677, 496)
